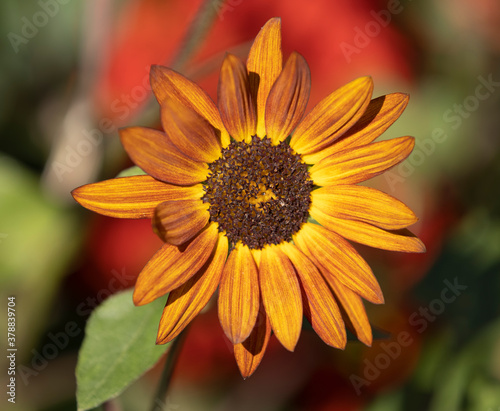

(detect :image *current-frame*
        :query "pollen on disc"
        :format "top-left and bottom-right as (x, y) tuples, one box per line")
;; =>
(202, 136), (313, 249)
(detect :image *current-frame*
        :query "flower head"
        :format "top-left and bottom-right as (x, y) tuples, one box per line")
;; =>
(72, 18), (425, 377)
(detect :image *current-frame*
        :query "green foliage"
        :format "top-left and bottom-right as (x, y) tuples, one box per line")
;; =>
(115, 165), (147, 178)
(76, 289), (169, 411)
(0, 155), (81, 352)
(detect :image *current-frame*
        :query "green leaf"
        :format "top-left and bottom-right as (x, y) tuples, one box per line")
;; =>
(76, 289), (169, 410)
(115, 166), (147, 178)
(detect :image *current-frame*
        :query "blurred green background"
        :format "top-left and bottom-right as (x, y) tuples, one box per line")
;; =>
(1, 0), (499, 410)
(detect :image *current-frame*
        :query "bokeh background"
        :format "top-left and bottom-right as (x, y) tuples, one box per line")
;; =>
(1, 0), (500, 410)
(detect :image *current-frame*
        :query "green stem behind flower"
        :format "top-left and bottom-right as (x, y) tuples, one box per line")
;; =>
(150, 329), (189, 411)
(171, 0), (229, 71)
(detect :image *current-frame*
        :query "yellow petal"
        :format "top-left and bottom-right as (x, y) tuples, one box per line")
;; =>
(247, 17), (282, 137)
(150, 65), (229, 146)
(161, 98), (221, 163)
(265, 52), (310, 145)
(281, 242), (346, 348)
(310, 136), (415, 186)
(133, 223), (219, 306)
(311, 185), (418, 230)
(218, 54), (256, 143)
(327, 275), (372, 346)
(259, 245), (302, 351)
(152, 199), (209, 246)
(156, 233), (228, 344)
(234, 299), (272, 378)
(294, 223), (384, 304)
(218, 243), (260, 344)
(290, 76), (373, 155)
(71, 176), (202, 219)
(302, 93), (409, 164)
(251, 248), (262, 267)
(310, 212), (426, 253)
(119, 127), (208, 186)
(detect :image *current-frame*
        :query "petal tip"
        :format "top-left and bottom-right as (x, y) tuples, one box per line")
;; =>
(416, 239), (427, 253)
(132, 288), (148, 306)
(357, 75), (373, 87)
(280, 336), (299, 352)
(373, 291), (385, 305)
(70, 187), (81, 201)
(155, 328), (173, 345)
(264, 16), (281, 27)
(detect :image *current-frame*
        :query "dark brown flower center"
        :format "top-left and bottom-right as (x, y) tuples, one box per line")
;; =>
(202, 136), (312, 249)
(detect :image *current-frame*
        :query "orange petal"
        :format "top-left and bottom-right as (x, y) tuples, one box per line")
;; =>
(218, 243), (260, 344)
(161, 99), (221, 163)
(150, 65), (229, 146)
(247, 17), (282, 137)
(119, 127), (208, 186)
(234, 299), (272, 378)
(294, 223), (384, 304)
(290, 77), (373, 155)
(309, 136), (415, 186)
(327, 275), (372, 346)
(259, 245), (302, 351)
(218, 54), (256, 143)
(302, 93), (409, 163)
(71, 176), (202, 218)
(133, 223), (219, 306)
(265, 52), (310, 145)
(310, 212), (426, 253)
(311, 185), (418, 230)
(156, 233), (228, 344)
(281, 242), (346, 348)
(152, 199), (209, 246)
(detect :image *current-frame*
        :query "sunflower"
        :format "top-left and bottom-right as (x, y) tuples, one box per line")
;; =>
(72, 17), (425, 377)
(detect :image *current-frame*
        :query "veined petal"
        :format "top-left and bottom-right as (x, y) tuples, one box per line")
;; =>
(310, 136), (415, 186)
(294, 223), (384, 304)
(281, 242), (346, 348)
(251, 249), (262, 267)
(152, 199), (209, 246)
(247, 17), (282, 137)
(218, 243), (260, 344)
(133, 223), (219, 306)
(259, 245), (302, 351)
(161, 99), (221, 163)
(327, 275), (372, 346)
(71, 176), (202, 218)
(119, 127), (208, 186)
(234, 300), (272, 378)
(156, 233), (228, 344)
(290, 76), (373, 155)
(149, 65), (229, 146)
(218, 54), (256, 143)
(302, 93), (409, 164)
(311, 185), (418, 230)
(265, 52), (310, 145)
(311, 212), (426, 253)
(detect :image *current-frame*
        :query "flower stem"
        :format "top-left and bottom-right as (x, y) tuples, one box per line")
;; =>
(170, 0), (228, 71)
(150, 329), (188, 411)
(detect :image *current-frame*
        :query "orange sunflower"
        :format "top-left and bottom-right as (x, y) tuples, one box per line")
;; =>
(72, 18), (425, 377)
